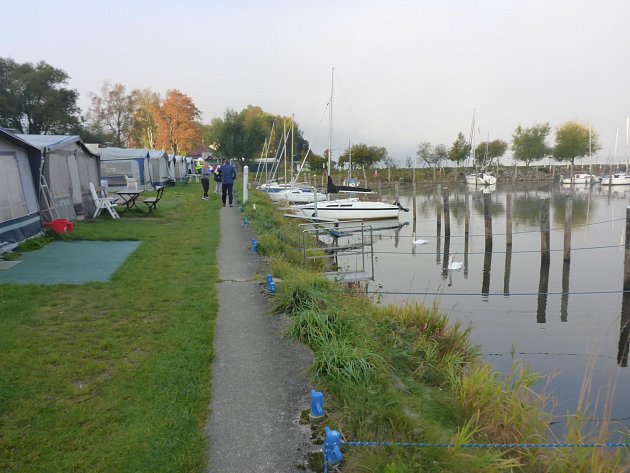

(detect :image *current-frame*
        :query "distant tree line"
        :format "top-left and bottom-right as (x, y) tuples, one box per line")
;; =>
(416, 121), (601, 175)
(0, 57), (602, 168)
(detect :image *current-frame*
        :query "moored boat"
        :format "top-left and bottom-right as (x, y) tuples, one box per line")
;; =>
(560, 173), (594, 185)
(290, 198), (402, 220)
(465, 172), (497, 185)
(601, 172), (630, 186)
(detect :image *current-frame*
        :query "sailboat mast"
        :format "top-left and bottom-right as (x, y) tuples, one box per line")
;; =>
(626, 118), (629, 171)
(614, 128), (619, 170)
(348, 137), (352, 181)
(291, 114), (295, 182)
(328, 67), (334, 176)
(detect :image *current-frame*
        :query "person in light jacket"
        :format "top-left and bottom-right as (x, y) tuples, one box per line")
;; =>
(200, 162), (212, 200)
(213, 165), (222, 194)
(220, 159), (237, 207)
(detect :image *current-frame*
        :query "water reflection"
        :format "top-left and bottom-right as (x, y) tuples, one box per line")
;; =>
(371, 181), (630, 437)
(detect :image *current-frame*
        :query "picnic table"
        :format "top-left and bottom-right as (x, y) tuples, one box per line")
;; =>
(185, 173), (200, 183)
(115, 190), (145, 214)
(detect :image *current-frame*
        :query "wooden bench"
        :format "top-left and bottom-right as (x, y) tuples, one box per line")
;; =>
(142, 186), (165, 213)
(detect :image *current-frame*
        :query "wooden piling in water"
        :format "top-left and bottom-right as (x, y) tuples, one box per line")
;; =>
(618, 206), (630, 366)
(464, 191), (470, 236)
(412, 182), (417, 236)
(561, 258), (570, 322)
(506, 192), (512, 248)
(563, 196), (572, 261)
(443, 189), (450, 238)
(436, 188), (442, 236)
(540, 197), (550, 261)
(483, 191), (492, 253)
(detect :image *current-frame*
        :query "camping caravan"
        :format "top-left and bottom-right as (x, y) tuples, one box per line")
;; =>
(16, 134), (100, 221)
(98, 147), (150, 190)
(99, 147), (172, 189)
(0, 128), (43, 251)
(147, 150), (174, 186)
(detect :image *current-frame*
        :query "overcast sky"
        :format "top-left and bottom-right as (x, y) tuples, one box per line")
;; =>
(3, 0), (630, 165)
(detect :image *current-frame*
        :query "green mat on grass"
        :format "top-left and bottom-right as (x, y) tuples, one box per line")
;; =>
(0, 241), (142, 285)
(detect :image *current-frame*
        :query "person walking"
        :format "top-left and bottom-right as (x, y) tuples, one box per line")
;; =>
(213, 164), (222, 194)
(220, 159), (237, 207)
(200, 162), (212, 200)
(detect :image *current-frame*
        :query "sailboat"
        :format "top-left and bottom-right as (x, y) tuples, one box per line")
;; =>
(465, 113), (497, 185)
(601, 126), (630, 185)
(289, 68), (404, 220)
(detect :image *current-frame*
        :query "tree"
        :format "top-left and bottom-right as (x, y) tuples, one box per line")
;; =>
(207, 106), (309, 165)
(511, 123), (551, 166)
(128, 88), (161, 149)
(337, 143), (388, 169)
(155, 89), (202, 156)
(87, 82), (136, 147)
(449, 132), (470, 166)
(474, 139), (508, 168)
(416, 141), (446, 170)
(553, 121), (600, 166)
(0, 57), (80, 134)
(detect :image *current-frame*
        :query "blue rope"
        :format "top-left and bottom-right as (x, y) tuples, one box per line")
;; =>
(365, 289), (625, 297)
(341, 440), (630, 449)
(373, 244), (623, 255)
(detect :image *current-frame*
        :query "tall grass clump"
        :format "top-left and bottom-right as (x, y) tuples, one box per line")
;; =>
(271, 273), (335, 315)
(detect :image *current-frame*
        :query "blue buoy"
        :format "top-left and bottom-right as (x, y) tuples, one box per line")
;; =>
(250, 239), (257, 254)
(266, 274), (273, 286)
(310, 389), (324, 419)
(268, 281), (276, 294)
(323, 427), (343, 465)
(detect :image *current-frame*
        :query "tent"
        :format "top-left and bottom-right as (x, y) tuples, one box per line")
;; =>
(17, 134), (100, 221)
(0, 128), (43, 250)
(147, 150), (174, 185)
(99, 147), (172, 189)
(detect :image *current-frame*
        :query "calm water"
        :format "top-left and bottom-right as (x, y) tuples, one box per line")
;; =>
(338, 181), (630, 439)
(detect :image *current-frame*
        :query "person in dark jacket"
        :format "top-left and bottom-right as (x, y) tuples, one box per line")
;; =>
(220, 159), (237, 207)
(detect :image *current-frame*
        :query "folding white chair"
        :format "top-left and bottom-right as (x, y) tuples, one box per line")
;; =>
(125, 175), (138, 191)
(89, 182), (120, 219)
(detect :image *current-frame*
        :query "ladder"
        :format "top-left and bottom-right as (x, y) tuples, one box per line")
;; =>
(38, 157), (58, 222)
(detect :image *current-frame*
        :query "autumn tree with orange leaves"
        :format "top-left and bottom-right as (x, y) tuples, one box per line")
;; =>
(155, 89), (202, 156)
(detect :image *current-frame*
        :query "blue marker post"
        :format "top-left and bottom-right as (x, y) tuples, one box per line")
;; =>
(323, 427), (343, 465)
(310, 389), (324, 419)
(250, 239), (257, 254)
(266, 274), (276, 293)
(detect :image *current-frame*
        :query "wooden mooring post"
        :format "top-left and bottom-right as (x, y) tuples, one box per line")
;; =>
(619, 206), (630, 366)
(443, 188), (450, 238)
(540, 197), (550, 261)
(436, 185), (442, 236)
(563, 197), (572, 261)
(504, 193), (513, 295)
(537, 197), (551, 323)
(483, 191), (492, 253)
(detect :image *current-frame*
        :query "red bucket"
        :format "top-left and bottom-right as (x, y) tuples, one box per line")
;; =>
(44, 219), (74, 234)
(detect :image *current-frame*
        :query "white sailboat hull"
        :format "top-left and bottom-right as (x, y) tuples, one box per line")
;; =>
(465, 173), (497, 185)
(560, 173), (593, 185)
(601, 173), (630, 186)
(291, 199), (400, 220)
(267, 187), (327, 203)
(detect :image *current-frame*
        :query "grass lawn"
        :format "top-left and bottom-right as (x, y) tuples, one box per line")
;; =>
(0, 183), (220, 472)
